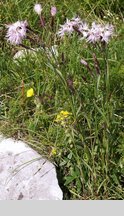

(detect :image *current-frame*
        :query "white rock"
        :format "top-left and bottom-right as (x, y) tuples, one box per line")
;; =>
(13, 49), (37, 60)
(0, 135), (63, 200)
(13, 45), (58, 61)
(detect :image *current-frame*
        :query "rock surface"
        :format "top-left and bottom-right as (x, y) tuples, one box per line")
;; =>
(0, 135), (63, 200)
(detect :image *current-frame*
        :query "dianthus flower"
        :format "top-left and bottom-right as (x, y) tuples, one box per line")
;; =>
(6, 20), (27, 45)
(86, 22), (114, 43)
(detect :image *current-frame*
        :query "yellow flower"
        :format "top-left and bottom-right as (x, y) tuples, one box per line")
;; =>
(60, 111), (71, 117)
(27, 88), (34, 98)
(55, 110), (72, 123)
(55, 115), (64, 121)
(51, 148), (57, 155)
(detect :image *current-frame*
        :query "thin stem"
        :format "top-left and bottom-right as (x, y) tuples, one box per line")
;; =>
(19, 43), (35, 51)
(51, 16), (55, 31)
(103, 44), (110, 101)
(27, 26), (38, 35)
(40, 15), (45, 27)
(73, 25), (83, 36)
(93, 53), (101, 75)
(27, 27), (45, 48)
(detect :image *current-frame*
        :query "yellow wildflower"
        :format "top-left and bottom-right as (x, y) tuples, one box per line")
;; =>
(55, 115), (64, 121)
(27, 88), (34, 98)
(60, 111), (71, 117)
(51, 148), (57, 155)
(55, 110), (72, 123)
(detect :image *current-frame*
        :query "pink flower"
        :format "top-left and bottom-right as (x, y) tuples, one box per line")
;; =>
(57, 17), (89, 38)
(51, 6), (57, 16)
(101, 24), (114, 43)
(86, 22), (114, 44)
(86, 22), (103, 43)
(79, 22), (89, 38)
(80, 59), (88, 66)
(6, 20), (27, 45)
(57, 19), (74, 37)
(57, 17), (83, 38)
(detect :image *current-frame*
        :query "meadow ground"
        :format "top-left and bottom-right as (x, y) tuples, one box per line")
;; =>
(0, 0), (124, 199)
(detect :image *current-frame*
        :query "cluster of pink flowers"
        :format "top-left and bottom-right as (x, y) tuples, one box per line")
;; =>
(57, 17), (114, 43)
(86, 22), (114, 43)
(6, 3), (57, 45)
(57, 17), (89, 38)
(5, 5), (114, 46)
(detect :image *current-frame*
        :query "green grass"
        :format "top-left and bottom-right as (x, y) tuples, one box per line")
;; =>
(0, 0), (124, 199)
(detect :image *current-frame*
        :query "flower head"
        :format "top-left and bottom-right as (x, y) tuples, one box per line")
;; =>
(34, 3), (42, 15)
(55, 110), (72, 126)
(86, 22), (103, 43)
(101, 24), (114, 43)
(86, 22), (114, 44)
(57, 19), (74, 38)
(57, 16), (89, 38)
(27, 88), (34, 97)
(57, 17), (82, 38)
(60, 111), (71, 117)
(80, 59), (88, 66)
(6, 20), (27, 45)
(51, 148), (57, 156)
(51, 6), (57, 16)
(79, 22), (89, 38)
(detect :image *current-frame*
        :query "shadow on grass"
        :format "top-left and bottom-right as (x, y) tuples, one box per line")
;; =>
(56, 166), (71, 200)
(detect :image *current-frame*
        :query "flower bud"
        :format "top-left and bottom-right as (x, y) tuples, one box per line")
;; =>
(34, 4), (42, 15)
(51, 6), (57, 16)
